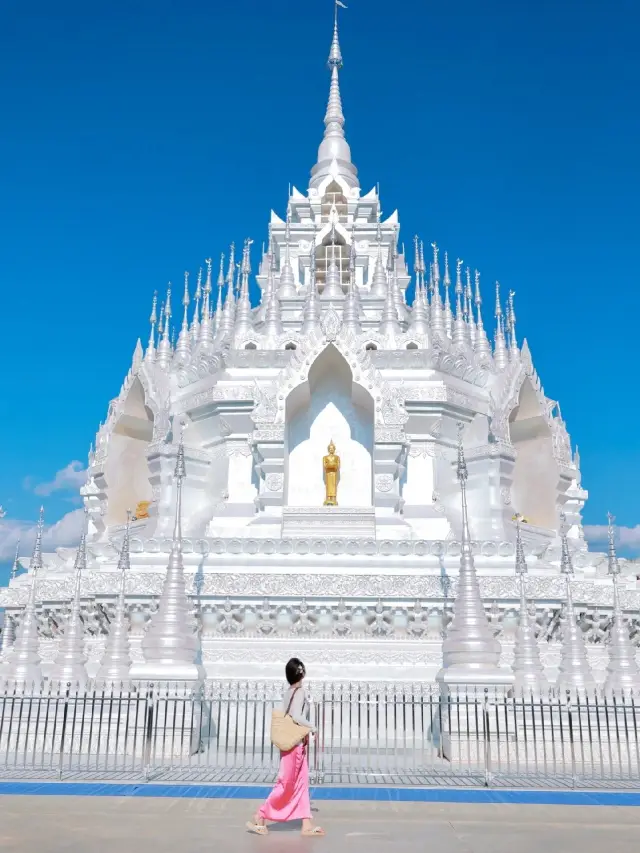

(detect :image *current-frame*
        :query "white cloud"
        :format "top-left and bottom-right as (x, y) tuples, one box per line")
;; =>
(32, 461), (87, 497)
(0, 509), (84, 561)
(584, 524), (640, 553)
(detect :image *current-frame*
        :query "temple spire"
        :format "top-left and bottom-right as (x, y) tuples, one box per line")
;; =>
(131, 426), (204, 684)
(438, 426), (507, 686)
(198, 260), (215, 349)
(512, 517), (549, 697)
(190, 269), (202, 345)
(443, 252), (453, 338)
(96, 510), (133, 687)
(310, 1), (358, 190)
(174, 271), (192, 366)
(507, 289), (518, 356)
(262, 250), (284, 341)
(145, 291), (158, 362)
(343, 229), (361, 334)
(214, 254), (225, 334)
(234, 238), (255, 341)
(10, 540), (21, 581)
(493, 281), (508, 369)
(473, 270), (492, 362)
(156, 284), (173, 369)
(452, 258), (467, 347)
(278, 205), (297, 297)
(301, 233), (321, 335)
(556, 514), (595, 697)
(6, 507), (45, 688)
(429, 242), (445, 339)
(604, 513), (640, 696)
(219, 243), (237, 336)
(50, 516), (88, 688)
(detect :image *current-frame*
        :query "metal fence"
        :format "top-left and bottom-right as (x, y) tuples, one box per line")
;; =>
(0, 680), (639, 789)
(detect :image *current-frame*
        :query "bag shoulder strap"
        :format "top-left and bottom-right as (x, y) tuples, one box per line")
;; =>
(285, 686), (301, 716)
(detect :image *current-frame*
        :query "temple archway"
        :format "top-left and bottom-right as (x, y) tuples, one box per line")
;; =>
(104, 378), (154, 527)
(285, 345), (374, 507)
(509, 378), (558, 529)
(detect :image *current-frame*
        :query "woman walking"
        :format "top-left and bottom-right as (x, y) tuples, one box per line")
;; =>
(247, 658), (325, 837)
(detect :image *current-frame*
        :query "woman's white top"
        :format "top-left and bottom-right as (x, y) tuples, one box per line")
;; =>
(282, 684), (315, 732)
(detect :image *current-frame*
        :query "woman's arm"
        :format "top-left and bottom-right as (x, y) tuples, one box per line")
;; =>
(288, 689), (316, 732)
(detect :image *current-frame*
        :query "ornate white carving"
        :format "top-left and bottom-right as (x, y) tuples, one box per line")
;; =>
(265, 473), (284, 491)
(375, 474), (394, 493)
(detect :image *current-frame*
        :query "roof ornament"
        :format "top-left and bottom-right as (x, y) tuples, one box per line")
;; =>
(156, 284), (173, 369)
(145, 291), (158, 362)
(301, 230), (321, 335)
(452, 258), (467, 348)
(473, 270), (492, 362)
(234, 238), (256, 341)
(262, 250), (284, 343)
(198, 260), (215, 349)
(10, 540), (22, 581)
(219, 243), (237, 336)
(174, 271), (192, 366)
(429, 243), (445, 339)
(190, 268), (202, 345)
(214, 254), (225, 334)
(493, 281), (509, 370)
(310, 0), (358, 190)
(443, 252), (453, 338)
(279, 204), (297, 297)
(507, 289), (518, 356)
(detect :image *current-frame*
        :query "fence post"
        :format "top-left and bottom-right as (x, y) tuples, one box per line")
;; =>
(57, 684), (71, 781)
(483, 688), (492, 787)
(566, 690), (576, 789)
(143, 685), (154, 780)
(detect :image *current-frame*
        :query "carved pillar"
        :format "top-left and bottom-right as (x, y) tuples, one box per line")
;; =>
(464, 442), (517, 541)
(252, 427), (285, 519)
(373, 429), (408, 525)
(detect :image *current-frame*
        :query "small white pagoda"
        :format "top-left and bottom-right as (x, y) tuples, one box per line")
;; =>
(1, 5), (637, 688)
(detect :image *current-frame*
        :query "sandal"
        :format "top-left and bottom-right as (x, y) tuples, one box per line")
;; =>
(301, 826), (325, 837)
(246, 821), (268, 836)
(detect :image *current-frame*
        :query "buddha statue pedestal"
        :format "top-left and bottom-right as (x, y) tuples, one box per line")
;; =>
(281, 506), (375, 539)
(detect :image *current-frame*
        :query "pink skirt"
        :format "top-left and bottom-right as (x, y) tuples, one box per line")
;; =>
(259, 741), (311, 822)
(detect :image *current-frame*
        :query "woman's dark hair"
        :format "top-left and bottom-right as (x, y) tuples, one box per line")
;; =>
(285, 658), (306, 686)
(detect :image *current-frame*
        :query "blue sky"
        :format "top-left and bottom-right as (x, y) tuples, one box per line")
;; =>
(1, 0), (639, 581)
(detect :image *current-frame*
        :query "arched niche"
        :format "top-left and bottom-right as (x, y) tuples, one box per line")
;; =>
(285, 344), (374, 507)
(104, 378), (154, 527)
(509, 378), (558, 529)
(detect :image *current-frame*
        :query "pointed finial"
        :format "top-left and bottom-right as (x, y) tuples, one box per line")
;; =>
(508, 289), (518, 351)
(456, 422), (468, 485)
(204, 258), (213, 294)
(607, 512), (620, 576)
(118, 509), (132, 574)
(30, 506), (44, 573)
(515, 515), (528, 575)
(174, 422), (186, 481)
(560, 512), (573, 575)
(11, 540), (21, 581)
(149, 291), (158, 326)
(329, 0), (345, 68)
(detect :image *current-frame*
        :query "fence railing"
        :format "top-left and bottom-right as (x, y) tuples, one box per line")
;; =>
(0, 681), (639, 788)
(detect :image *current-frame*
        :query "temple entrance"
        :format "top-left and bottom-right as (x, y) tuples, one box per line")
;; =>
(509, 378), (558, 529)
(285, 345), (373, 507)
(104, 378), (154, 526)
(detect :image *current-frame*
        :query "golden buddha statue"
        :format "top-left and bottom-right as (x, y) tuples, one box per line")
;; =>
(134, 500), (150, 520)
(323, 440), (340, 506)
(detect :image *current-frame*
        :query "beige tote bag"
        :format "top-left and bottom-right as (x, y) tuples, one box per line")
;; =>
(270, 687), (312, 752)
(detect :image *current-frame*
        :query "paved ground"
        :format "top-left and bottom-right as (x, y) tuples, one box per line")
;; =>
(2, 795), (640, 853)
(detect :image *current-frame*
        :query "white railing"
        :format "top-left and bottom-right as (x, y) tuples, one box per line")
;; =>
(0, 681), (638, 788)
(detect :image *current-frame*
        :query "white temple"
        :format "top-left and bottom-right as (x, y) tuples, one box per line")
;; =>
(1, 6), (638, 689)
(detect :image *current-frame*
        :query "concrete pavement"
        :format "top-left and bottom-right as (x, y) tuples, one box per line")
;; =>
(1, 795), (639, 853)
